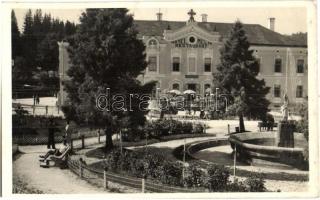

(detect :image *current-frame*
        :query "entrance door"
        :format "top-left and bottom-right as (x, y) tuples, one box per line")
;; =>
(187, 84), (196, 91)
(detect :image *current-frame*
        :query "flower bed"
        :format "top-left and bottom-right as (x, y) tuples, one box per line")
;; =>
(122, 119), (206, 142)
(89, 148), (266, 192)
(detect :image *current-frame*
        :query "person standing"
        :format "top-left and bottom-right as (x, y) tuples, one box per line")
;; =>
(47, 118), (56, 149)
(37, 95), (40, 105)
(33, 94), (36, 105)
(65, 120), (71, 145)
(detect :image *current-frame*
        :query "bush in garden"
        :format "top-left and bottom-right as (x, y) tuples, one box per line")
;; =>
(160, 161), (183, 186)
(205, 164), (230, 192)
(130, 157), (146, 178)
(172, 120), (184, 135)
(118, 151), (134, 172)
(183, 164), (205, 188)
(105, 150), (122, 171)
(181, 122), (193, 134)
(143, 152), (165, 179)
(244, 173), (266, 192)
(226, 178), (248, 192)
(192, 123), (205, 134)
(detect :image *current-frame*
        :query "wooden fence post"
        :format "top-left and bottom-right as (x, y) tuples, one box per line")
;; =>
(98, 130), (100, 144)
(142, 178), (145, 193)
(81, 135), (85, 149)
(79, 161), (83, 178)
(228, 124), (230, 135)
(71, 139), (74, 150)
(103, 170), (108, 189)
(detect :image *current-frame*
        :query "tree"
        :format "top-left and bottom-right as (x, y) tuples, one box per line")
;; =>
(214, 21), (270, 132)
(21, 9), (38, 73)
(63, 9), (155, 151)
(65, 20), (77, 36)
(36, 33), (59, 72)
(12, 10), (21, 58)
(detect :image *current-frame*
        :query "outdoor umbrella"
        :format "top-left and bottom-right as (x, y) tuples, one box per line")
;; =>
(183, 89), (196, 95)
(168, 89), (182, 95)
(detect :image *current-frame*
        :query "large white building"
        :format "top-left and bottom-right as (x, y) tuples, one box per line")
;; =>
(58, 10), (307, 109)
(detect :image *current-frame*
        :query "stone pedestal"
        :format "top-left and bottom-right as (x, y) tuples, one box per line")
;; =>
(276, 121), (294, 147)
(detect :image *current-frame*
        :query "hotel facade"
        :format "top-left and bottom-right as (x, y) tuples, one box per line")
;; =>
(58, 10), (308, 109)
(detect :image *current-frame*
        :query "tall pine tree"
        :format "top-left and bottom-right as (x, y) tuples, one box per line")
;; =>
(11, 10), (21, 59)
(214, 21), (270, 132)
(63, 9), (154, 150)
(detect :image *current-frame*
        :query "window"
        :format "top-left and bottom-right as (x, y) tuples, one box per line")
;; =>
(274, 58), (282, 73)
(172, 83), (180, 90)
(148, 39), (157, 46)
(274, 85), (281, 98)
(172, 57), (180, 72)
(148, 56), (157, 72)
(297, 59), (304, 73)
(188, 57), (196, 73)
(204, 58), (211, 72)
(296, 85), (303, 98)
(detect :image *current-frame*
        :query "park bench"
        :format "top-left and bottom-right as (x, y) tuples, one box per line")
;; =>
(258, 121), (278, 132)
(39, 146), (71, 168)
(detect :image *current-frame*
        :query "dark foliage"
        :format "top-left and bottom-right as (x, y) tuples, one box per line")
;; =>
(214, 21), (270, 132)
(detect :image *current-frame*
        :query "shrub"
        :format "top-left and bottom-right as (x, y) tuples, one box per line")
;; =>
(184, 164), (205, 188)
(226, 178), (248, 192)
(130, 158), (146, 178)
(181, 122), (193, 134)
(118, 151), (133, 172)
(205, 164), (230, 192)
(192, 123), (205, 134)
(105, 150), (122, 171)
(160, 161), (183, 186)
(244, 173), (266, 192)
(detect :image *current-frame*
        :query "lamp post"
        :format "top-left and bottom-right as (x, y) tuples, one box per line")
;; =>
(215, 88), (219, 111)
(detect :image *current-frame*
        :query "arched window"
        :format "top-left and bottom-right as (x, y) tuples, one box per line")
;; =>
(172, 83), (180, 90)
(148, 39), (158, 46)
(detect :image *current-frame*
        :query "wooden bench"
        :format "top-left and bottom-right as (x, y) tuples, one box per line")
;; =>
(40, 146), (71, 168)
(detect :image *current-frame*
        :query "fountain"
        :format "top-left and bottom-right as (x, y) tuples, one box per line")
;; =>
(228, 95), (308, 170)
(276, 94), (294, 147)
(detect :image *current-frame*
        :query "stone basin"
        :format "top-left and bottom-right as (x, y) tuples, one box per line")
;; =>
(228, 132), (308, 170)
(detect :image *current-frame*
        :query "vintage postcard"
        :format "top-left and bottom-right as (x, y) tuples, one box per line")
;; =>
(1, 0), (319, 199)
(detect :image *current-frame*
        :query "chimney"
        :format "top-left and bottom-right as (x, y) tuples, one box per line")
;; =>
(201, 14), (208, 22)
(156, 12), (163, 21)
(268, 17), (275, 31)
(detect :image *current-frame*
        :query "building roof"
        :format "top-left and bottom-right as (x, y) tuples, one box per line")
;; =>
(133, 20), (307, 47)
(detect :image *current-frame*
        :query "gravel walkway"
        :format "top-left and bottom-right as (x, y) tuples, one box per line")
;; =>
(13, 137), (109, 194)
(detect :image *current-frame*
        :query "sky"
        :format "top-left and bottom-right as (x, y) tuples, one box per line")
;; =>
(14, 7), (307, 35)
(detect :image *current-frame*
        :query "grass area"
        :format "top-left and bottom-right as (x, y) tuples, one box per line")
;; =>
(85, 133), (215, 159)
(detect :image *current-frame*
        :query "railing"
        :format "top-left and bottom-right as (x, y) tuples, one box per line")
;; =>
(12, 103), (63, 117)
(13, 130), (104, 145)
(67, 157), (200, 193)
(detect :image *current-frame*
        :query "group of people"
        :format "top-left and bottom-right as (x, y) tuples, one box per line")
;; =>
(40, 120), (71, 167)
(33, 94), (40, 105)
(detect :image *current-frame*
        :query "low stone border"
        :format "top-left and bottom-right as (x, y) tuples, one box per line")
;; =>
(173, 138), (309, 182)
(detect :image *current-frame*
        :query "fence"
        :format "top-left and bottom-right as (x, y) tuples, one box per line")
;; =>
(13, 103), (63, 117)
(67, 157), (200, 193)
(13, 130), (105, 145)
